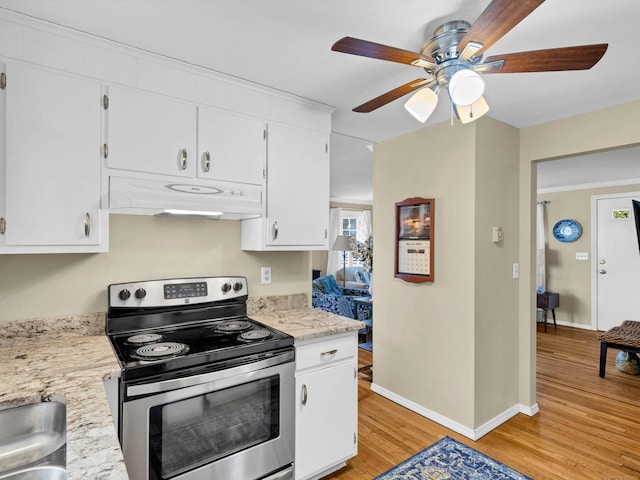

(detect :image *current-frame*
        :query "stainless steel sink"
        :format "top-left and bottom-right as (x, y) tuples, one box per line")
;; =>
(0, 402), (66, 477)
(0, 466), (66, 480)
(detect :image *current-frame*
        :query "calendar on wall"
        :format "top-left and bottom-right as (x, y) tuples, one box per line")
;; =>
(394, 197), (434, 283)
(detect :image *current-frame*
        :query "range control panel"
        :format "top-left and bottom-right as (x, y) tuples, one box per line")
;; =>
(108, 276), (247, 308)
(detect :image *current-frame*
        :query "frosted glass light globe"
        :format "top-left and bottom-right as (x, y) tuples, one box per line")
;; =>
(448, 69), (485, 106)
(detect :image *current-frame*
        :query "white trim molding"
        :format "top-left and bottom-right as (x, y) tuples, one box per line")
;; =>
(371, 383), (538, 441)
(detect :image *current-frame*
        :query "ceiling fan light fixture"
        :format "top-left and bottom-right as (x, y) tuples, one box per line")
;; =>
(404, 87), (438, 123)
(455, 96), (490, 124)
(448, 69), (485, 106)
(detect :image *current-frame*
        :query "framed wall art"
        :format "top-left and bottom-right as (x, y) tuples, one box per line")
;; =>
(394, 197), (434, 283)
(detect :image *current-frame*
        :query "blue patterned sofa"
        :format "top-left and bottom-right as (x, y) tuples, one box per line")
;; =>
(311, 274), (369, 319)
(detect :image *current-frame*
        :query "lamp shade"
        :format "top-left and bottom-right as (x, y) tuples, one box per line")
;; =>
(404, 87), (438, 123)
(455, 96), (490, 124)
(332, 235), (353, 251)
(448, 69), (484, 106)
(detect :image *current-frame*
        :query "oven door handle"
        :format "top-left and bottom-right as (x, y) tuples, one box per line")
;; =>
(126, 350), (294, 397)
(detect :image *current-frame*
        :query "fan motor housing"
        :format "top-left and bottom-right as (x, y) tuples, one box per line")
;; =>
(420, 20), (472, 64)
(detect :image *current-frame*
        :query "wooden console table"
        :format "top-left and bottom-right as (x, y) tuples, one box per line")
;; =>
(537, 291), (559, 332)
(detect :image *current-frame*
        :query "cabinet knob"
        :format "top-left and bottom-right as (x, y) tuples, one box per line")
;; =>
(599, 269), (607, 275)
(301, 384), (308, 406)
(84, 212), (91, 238)
(180, 148), (188, 170)
(203, 151), (211, 172)
(272, 221), (278, 241)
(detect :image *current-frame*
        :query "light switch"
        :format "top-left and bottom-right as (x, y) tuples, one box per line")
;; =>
(492, 226), (503, 243)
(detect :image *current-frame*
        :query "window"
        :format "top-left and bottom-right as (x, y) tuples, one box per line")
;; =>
(336, 210), (367, 270)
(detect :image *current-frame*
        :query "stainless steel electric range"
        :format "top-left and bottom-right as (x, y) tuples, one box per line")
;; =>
(106, 276), (294, 480)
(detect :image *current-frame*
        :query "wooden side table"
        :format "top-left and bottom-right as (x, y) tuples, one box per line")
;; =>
(537, 292), (560, 332)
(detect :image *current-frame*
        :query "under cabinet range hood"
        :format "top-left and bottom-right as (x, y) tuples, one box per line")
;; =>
(109, 176), (262, 220)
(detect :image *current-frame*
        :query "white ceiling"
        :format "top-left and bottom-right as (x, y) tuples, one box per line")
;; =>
(2, 0), (639, 203)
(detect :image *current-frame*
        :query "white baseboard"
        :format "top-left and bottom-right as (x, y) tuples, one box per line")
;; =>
(371, 383), (539, 441)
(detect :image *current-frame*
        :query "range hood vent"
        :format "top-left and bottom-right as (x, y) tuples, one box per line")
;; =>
(109, 176), (262, 220)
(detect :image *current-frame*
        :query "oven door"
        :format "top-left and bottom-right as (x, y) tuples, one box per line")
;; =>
(121, 350), (294, 480)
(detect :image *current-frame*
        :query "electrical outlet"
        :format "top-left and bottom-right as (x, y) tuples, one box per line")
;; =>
(261, 266), (272, 285)
(576, 252), (589, 261)
(513, 263), (519, 279)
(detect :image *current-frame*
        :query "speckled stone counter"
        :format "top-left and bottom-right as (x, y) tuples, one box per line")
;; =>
(0, 314), (127, 480)
(0, 294), (362, 480)
(249, 294), (365, 341)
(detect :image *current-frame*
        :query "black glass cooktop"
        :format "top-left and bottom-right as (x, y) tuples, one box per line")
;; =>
(109, 317), (293, 382)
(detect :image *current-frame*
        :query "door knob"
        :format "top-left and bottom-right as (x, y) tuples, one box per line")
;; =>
(599, 269), (607, 274)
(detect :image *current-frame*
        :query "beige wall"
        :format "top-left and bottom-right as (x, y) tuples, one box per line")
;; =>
(473, 118), (520, 425)
(538, 184), (640, 327)
(0, 214), (311, 322)
(373, 116), (519, 430)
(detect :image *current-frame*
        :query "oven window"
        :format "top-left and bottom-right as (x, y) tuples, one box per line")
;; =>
(148, 375), (280, 479)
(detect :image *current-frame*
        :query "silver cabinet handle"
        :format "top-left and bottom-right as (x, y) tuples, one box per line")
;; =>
(599, 269), (607, 275)
(321, 349), (338, 358)
(272, 221), (278, 241)
(203, 151), (211, 172)
(180, 148), (188, 170)
(84, 213), (91, 238)
(301, 384), (308, 406)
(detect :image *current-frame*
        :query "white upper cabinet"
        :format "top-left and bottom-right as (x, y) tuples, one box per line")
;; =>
(105, 86), (197, 177)
(1, 62), (106, 252)
(197, 107), (266, 185)
(241, 123), (330, 250)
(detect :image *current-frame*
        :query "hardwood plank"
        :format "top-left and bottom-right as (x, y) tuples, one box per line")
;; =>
(327, 327), (640, 479)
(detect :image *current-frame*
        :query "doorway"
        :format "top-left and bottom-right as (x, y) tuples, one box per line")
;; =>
(592, 192), (640, 331)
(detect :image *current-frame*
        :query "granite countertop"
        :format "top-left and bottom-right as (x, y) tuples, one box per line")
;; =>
(0, 314), (127, 479)
(0, 294), (363, 479)
(251, 307), (365, 341)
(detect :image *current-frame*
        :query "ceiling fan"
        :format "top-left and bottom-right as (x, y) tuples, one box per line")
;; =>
(331, 0), (608, 124)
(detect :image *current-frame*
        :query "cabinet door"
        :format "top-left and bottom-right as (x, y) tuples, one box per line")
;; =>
(106, 86), (196, 177)
(295, 361), (357, 480)
(197, 107), (265, 185)
(4, 63), (101, 246)
(266, 123), (329, 246)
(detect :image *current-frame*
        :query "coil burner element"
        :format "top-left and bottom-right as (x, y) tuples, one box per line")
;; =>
(132, 342), (189, 360)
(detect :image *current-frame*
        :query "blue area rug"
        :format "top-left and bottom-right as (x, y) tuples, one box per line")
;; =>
(374, 436), (531, 480)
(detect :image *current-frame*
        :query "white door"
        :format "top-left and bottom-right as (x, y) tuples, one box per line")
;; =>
(594, 193), (640, 330)
(5, 63), (102, 246)
(197, 107), (266, 185)
(266, 123), (329, 247)
(295, 361), (356, 480)
(106, 86), (196, 177)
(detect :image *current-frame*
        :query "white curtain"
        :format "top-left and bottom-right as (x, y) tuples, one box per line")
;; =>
(536, 203), (546, 293)
(326, 208), (342, 276)
(357, 210), (372, 242)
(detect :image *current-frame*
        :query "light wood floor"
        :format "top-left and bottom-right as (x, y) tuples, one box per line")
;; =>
(326, 326), (640, 480)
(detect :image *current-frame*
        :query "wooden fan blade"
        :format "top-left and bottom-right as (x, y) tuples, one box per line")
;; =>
(458, 0), (546, 60)
(332, 37), (437, 68)
(483, 44), (608, 73)
(353, 79), (432, 113)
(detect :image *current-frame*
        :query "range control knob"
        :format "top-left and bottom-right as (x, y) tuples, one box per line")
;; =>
(135, 288), (147, 299)
(119, 289), (131, 301)
(221, 282), (232, 293)
(233, 282), (243, 292)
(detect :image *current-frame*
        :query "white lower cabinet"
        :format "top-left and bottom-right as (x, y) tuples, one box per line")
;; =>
(1, 62), (106, 252)
(294, 333), (358, 480)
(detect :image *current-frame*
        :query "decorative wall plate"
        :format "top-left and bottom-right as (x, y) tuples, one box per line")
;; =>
(552, 219), (582, 243)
